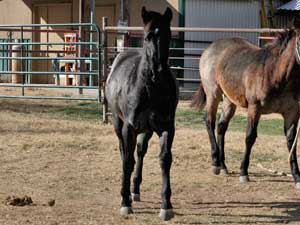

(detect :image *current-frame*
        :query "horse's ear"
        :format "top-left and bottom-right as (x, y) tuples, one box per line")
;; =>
(163, 7), (173, 23)
(142, 6), (150, 25)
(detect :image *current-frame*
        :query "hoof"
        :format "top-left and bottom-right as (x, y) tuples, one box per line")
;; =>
(120, 207), (133, 217)
(159, 208), (174, 221)
(131, 193), (140, 202)
(212, 166), (221, 175)
(295, 183), (300, 190)
(220, 168), (229, 176)
(239, 175), (250, 183)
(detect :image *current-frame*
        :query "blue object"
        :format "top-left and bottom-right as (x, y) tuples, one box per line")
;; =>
(278, 0), (300, 10)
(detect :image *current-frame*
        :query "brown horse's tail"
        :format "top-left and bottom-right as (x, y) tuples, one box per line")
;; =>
(190, 81), (206, 111)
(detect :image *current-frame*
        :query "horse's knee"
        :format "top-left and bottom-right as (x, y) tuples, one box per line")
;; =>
(217, 121), (228, 135)
(130, 156), (136, 170)
(160, 151), (172, 170)
(136, 141), (148, 157)
(159, 131), (174, 170)
(122, 155), (135, 172)
(246, 128), (257, 146)
(206, 120), (215, 131)
(286, 124), (296, 146)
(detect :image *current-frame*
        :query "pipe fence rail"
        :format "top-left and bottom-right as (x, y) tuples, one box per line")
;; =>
(0, 21), (283, 123)
(0, 23), (102, 102)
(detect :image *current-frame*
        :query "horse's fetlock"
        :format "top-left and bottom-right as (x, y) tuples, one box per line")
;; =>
(133, 176), (142, 186)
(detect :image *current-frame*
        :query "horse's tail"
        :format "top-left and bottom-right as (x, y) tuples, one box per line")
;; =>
(190, 81), (206, 111)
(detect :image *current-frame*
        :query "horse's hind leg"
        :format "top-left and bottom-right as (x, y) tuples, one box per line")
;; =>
(131, 131), (153, 201)
(158, 126), (175, 221)
(240, 104), (261, 183)
(205, 95), (222, 174)
(282, 107), (300, 189)
(217, 97), (236, 175)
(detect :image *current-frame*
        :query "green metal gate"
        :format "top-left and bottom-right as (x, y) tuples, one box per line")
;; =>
(0, 38), (31, 76)
(0, 23), (101, 102)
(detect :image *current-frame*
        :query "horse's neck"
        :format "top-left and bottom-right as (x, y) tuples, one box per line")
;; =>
(142, 43), (168, 77)
(271, 36), (296, 84)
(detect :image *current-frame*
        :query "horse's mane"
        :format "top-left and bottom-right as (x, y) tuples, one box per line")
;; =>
(264, 29), (295, 53)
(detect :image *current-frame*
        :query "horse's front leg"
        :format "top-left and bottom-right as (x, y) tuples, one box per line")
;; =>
(120, 122), (137, 216)
(131, 131), (153, 201)
(283, 108), (300, 189)
(158, 126), (175, 221)
(240, 104), (260, 183)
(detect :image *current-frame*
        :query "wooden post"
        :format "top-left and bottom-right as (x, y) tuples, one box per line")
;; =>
(11, 45), (22, 84)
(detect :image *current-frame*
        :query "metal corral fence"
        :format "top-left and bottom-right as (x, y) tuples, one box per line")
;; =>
(0, 23), (101, 101)
(101, 16), (284, 122)
(0, 21), (286, 123)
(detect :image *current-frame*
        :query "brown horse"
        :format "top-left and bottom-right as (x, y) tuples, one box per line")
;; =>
(192, 23), (300, 188)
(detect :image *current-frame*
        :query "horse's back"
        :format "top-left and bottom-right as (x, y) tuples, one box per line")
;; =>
(200, 37), (257, 76)
(200, 37), (259, 107)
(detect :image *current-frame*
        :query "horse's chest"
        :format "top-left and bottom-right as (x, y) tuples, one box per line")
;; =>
(131, 93), (177, 132)
(130, 107), (175, 132)
(148, 109), (175, 131)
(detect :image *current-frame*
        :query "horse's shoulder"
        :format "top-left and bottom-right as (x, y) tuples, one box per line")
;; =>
(108, 50), (142, 80)
(113, 50), (142, 66)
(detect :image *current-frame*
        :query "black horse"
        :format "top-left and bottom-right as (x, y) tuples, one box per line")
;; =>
(105, 7), (178, 221)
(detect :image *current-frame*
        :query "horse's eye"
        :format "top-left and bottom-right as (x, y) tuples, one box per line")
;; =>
(154, 28), (160, 36)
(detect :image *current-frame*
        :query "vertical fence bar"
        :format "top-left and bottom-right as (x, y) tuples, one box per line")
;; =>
(78, 31), (84, 94)
(78, 0), (85, 95)
(8, 32), (12, 72)
(21, 26), (25, 96)
(102, 17), (108, 123)
(89, 0), (95, 87)
(97, 25), (101, 103)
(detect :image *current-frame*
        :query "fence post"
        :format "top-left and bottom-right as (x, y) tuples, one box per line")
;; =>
(89, 0), (95, 87)
(102, 17), (109, 123)
(97, 24), (101, 103)
(21, 26), (25, 96)
(11, 44), (22, 84)
(78, 0), (85, 94)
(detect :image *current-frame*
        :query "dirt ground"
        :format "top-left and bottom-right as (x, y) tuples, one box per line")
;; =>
(0, 97), (299, 225)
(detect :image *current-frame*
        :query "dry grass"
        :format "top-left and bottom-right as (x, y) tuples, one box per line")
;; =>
(0, 96), (299, 225)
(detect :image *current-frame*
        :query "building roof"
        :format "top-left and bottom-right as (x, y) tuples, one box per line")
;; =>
(278, 0), (300, 11)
